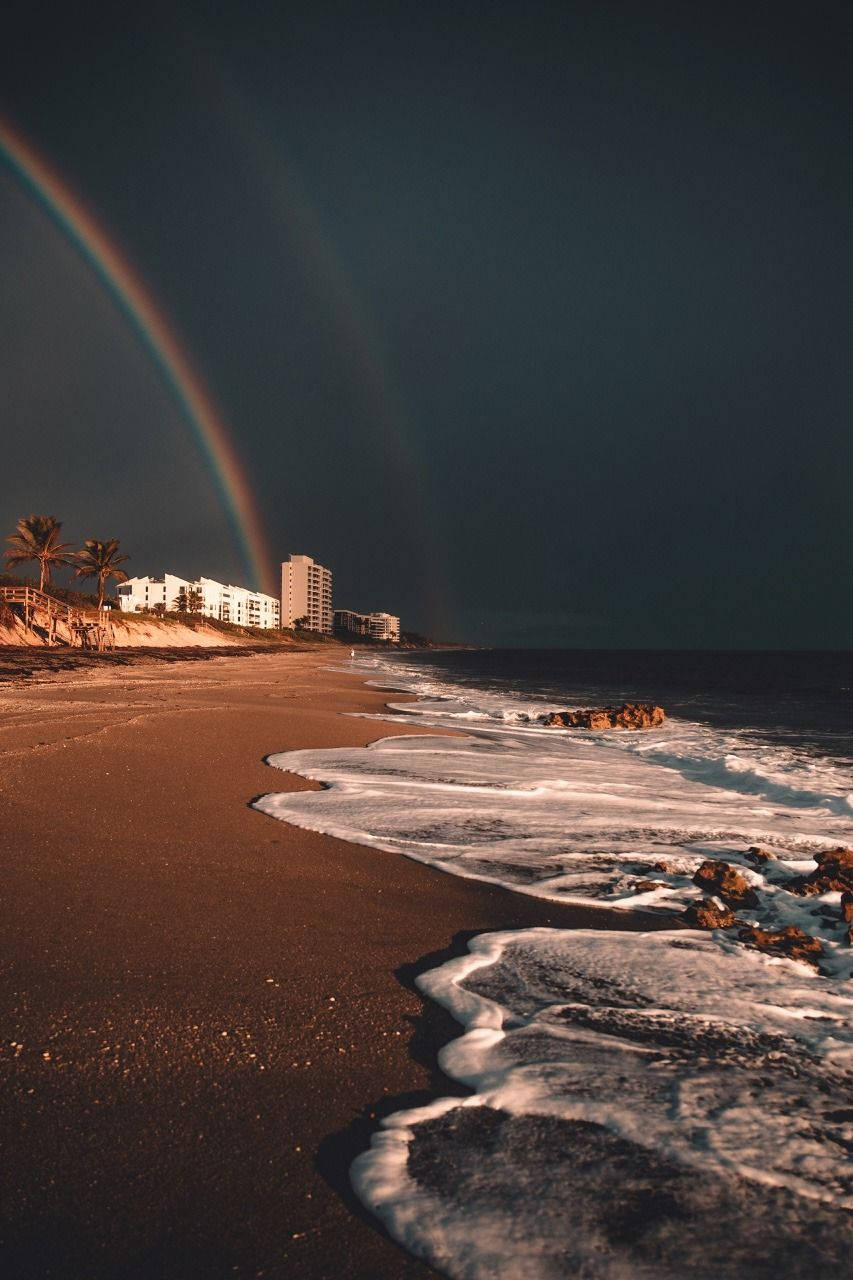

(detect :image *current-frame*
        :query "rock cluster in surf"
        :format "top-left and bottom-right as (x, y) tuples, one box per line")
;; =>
(668, 847), (853, 965)
(542, 702), (666, 730)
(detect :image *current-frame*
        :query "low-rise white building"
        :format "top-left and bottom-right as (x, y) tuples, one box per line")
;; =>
(116, 574), (280, 629)
(281, 554), (333, 633)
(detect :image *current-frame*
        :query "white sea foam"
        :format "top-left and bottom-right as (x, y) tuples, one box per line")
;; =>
(351, 930), (853, 1279)
(257, 658), (852, 972)
(256, 655), (853, 1277)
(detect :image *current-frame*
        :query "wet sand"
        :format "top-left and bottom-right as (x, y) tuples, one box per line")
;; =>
(0, 649), (668, 1279)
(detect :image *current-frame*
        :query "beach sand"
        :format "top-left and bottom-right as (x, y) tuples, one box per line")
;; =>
(0, 649), (670, 1279)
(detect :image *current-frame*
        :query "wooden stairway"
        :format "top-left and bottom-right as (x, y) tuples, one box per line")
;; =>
(0, 585), (115, 650)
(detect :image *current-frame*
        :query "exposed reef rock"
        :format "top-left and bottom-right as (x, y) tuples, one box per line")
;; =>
(745, 845), (775, 864)
(683, 899), (738, 930)
(692, 859), (759, 909)
(542, 702), (665, 730)
(785, 847), (853, 897)
(738, 925), (823, 967)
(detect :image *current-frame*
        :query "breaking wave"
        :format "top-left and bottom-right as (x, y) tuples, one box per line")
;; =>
(255, 653), (853, 1278)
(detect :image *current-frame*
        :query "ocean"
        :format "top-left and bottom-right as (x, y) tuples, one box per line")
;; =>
(256, 649), (853, 1278)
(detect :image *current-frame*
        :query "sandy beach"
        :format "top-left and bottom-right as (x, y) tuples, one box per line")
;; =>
(0, 648), (670, 1279)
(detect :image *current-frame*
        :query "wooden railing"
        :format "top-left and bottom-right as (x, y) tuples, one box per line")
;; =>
(0, 585), (115, 650)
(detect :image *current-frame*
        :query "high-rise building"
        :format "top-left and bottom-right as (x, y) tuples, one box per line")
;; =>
(280, 554), (333, 632)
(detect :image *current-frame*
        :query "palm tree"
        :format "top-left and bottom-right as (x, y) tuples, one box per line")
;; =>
(73, 538), (130, 609)
(5, 514), (75, 592)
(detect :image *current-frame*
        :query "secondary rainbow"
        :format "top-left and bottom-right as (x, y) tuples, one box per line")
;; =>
(0, 114), (276, 596)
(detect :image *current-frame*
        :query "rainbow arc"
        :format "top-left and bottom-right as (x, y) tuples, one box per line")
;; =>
(0, 114), (276, 595)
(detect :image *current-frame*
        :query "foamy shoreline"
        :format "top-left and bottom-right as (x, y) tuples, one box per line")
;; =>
(257, 653), (853, 1279)
(1, 649), (658, 1279)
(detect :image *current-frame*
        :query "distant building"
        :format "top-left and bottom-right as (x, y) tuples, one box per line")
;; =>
(333, 608), (369, 636)
(334, 608), (400, 643)
(367, 611), (401, 642)
(281, 554), (333, 633)
(116, 574), (280, 629)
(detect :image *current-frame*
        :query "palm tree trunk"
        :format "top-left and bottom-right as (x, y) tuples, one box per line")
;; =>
(39, 560), (46, 592)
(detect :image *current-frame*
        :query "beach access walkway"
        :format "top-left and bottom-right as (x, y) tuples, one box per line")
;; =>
(0, 584), (115, 650)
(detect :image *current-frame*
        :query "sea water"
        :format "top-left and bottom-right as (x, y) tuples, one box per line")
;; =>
(255, 650), (853, 1278)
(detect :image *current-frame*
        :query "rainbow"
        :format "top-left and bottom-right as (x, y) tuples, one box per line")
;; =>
(0, 114), (277, 596)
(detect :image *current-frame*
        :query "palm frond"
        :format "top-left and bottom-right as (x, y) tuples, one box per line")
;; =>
(72, 538), (131, 606)
(4, 515), (75, 588)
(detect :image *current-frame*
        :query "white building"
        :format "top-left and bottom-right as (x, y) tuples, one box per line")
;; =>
(116, 574), (280, 629)
(281, 554), (333, 633)
(334, 608), (400, 642)
(367, 611), (401, 642)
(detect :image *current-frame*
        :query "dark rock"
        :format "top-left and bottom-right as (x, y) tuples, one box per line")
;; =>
(815, 846), (853, 868)
(683, 899), (737, 930)
(543, 703), (666, 730)
(693, 859), (759, 908)
(841, 891), (853, 925)
(738, 925), (823, 967)
(631, 880), (668, 893)
(745, 845), (775, 864)
(785, 847), (853, 897)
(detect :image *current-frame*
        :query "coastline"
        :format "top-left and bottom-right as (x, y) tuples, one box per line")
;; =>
(0, 641), (319, 685)
(0, 649), (670, 1279)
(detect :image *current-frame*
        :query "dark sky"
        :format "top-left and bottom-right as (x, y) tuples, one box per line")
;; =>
(1, 1), (851, 646)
